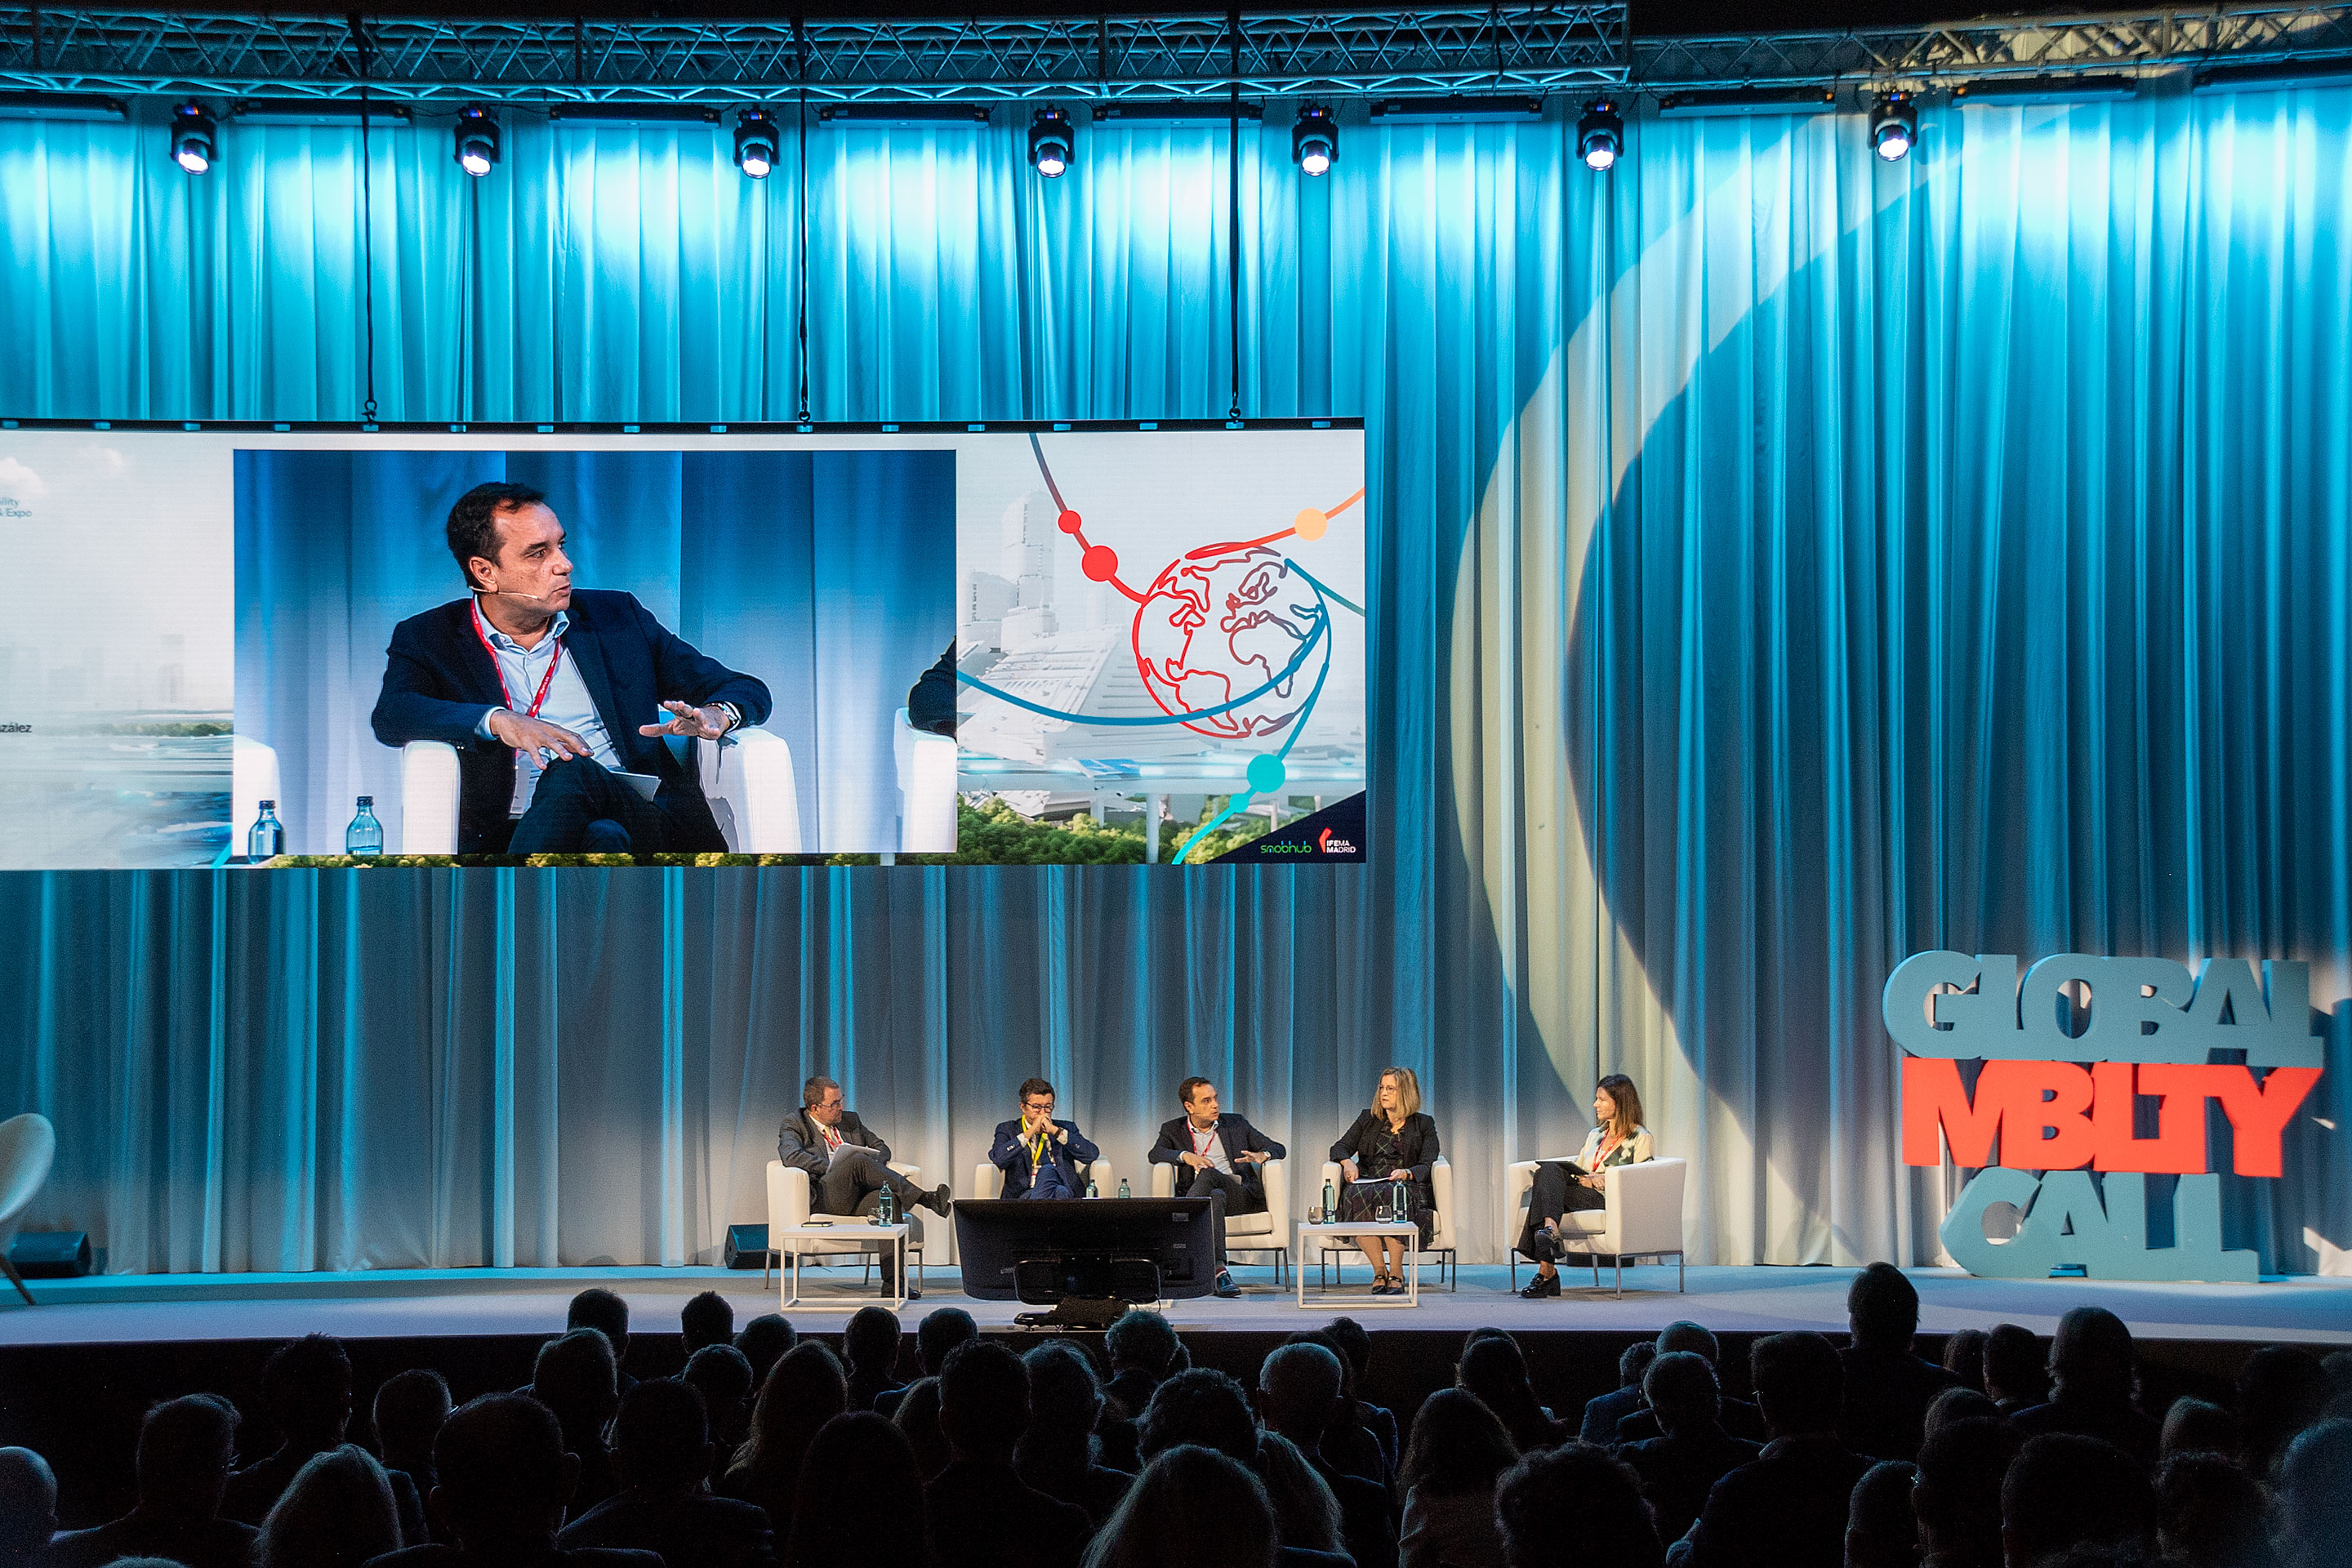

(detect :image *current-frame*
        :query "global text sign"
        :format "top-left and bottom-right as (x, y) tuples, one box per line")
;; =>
(1882, 953), (2324, 1283)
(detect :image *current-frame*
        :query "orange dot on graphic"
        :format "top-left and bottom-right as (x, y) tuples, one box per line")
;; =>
(1081, 544), (1120, 581)
(1057, 509), (1085, 535)
(1294, 507), (1329, 541)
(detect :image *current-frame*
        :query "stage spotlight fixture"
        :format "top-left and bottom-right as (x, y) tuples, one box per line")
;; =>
(1871, 91), (1917, 161)
(452, 107), (500, 177)
(1577, 99), (1623, 172)
(734, 109), (777, 178)
(170, 102), (216, 174)
(1029, 107), (1073, 178)
(1292, 104), (1337, 176)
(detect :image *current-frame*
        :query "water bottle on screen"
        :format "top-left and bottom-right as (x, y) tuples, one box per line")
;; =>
(875, 1185), (896, 1226)
(1087, 1176), (1098, 1200)
(247, 800), (283, 861)
(1117, 1178), (1131, 1199)
(345, 796), (383, 858)
(1391, 1175), (1408, 1225)
(1323, 1177), (1336, 1223)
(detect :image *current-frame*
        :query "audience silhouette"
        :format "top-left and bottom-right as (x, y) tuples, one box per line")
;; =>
(6, 1263), (2333, 1568)
(255, 1445), (401, 1568)
(722, 1343), (845, 1540)
(840, 1306), (903, 1414)
(39, 1395), (256, 1568)
(782, 1412), (927, 1568)
(1015, 1342), (1134, 1526)
(925, 1339), (1091, 1568)
(557, 1378), (773, 1568)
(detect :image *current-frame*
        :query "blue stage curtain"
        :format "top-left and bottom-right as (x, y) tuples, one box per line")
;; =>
(2, 89), (2349, 1272)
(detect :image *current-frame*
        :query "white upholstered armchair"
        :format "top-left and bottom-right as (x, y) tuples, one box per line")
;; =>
(400, 729), (802, 855)
(1502, 1154), (1687, 1295)
(1151, 1156), (1290, 1284)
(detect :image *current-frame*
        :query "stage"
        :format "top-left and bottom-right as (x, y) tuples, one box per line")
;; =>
(4, 1262), (2345, 1348)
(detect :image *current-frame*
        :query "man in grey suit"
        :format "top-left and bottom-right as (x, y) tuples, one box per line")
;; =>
(778, 1076), (952, 1298)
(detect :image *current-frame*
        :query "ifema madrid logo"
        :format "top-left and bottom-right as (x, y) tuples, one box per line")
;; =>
(1884, 951), (2323, 1283)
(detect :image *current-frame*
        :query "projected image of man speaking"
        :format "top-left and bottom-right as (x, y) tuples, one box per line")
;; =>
(369, 482), (773, 856)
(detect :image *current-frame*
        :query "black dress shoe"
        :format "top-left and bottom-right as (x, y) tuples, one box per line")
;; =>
(928, 1183), (955, 1214)
(1519, 1271), (1561, 1298)
(1212, 1270), (1240, 1298)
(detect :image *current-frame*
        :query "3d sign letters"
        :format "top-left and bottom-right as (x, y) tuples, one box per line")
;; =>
(1882, 952), (2323, 1284)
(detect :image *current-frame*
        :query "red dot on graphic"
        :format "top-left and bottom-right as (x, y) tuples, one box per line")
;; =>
(1057, 509), (1085, 535)
(1081, 545), (1120, 582)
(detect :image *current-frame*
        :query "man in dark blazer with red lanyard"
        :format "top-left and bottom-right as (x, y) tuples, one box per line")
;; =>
(1149, 1077), (1285, 1298)
(371, 481), (772, 856)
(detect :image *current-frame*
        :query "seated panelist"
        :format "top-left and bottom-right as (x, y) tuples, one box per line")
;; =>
(777, 1076), (951, 1298)
(988, 1077), (1100, 1200)
(1148, 1076), (1285, 1216)
(369, 481), (773, 857)
(1329, 1066), (1441, 1296)
(1517, 1071), (1655, 1298)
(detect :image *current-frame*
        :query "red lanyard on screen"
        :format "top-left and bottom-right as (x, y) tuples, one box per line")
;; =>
(471, 599), (564, 722)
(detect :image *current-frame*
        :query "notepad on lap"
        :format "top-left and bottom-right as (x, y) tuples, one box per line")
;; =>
(612, 770), (660, 801)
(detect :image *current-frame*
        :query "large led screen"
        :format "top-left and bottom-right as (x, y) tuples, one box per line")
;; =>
(0, 423), (1365, 868)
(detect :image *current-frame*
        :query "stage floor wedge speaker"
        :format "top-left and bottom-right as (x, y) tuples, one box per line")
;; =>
(723, 1223), (771, 1269)
(9, 1231), (92, 1278)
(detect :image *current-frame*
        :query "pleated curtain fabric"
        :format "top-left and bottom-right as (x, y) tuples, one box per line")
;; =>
(1, 85), (2347, 1273)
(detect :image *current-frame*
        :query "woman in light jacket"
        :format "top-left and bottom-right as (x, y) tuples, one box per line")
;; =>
(1516, 1072), (1654, 1298)
(1329, 1066), (1441, 1294)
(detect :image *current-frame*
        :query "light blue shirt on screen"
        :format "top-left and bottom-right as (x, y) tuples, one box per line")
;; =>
(470, 600), (619, 814)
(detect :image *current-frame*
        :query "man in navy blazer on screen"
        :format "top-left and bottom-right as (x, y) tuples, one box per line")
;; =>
(370, 481), (772, 856)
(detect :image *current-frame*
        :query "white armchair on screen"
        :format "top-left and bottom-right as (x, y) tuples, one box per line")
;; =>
(972, 1154), (1115, 1201)
(894, 707), (957, 853)
(764, 1157), (924, 1293)
(229, 735), (282, 858)
(1502, 1154), (1686, 1296)
(1152, 1155), (1289, 1285)
(1307, 1156), (1455, 1290)
(399, 728), (802, 855)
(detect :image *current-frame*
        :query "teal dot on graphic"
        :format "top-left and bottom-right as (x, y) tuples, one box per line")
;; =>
(1246, 754), (1287, 794)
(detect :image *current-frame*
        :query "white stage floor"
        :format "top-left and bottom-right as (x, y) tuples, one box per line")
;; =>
(3, 1263), (2347, 1347)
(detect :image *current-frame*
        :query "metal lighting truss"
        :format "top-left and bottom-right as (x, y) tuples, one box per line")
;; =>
(0, 7), (1626, 104)
(1633, 4), (2352, 92)
(0, 4), (2348, 105)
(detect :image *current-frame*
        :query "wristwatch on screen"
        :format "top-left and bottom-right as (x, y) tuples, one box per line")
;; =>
(714, 701), (742, 734)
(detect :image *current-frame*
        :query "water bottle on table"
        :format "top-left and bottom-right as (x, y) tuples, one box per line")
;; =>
(247, 800), (283, 861)
(1390, 1175), (1408, 1227)
(1118, 1178), (1131, 1199)
(345, 795), (383, 857)
(875, 1184), (896, 1226)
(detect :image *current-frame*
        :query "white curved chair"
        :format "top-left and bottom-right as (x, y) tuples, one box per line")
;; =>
(972, 1155), (1114, 1201)
(401, 728), (803, 854)
(1503, 1155), (1687, 1296)
(1152, 1156), (1290, 1285)
(0, 1113), (59, 1305)
(894, 707), (958, 853)
(764, 1158), (924, 1294)
(1307, 1156), (1454, 1290)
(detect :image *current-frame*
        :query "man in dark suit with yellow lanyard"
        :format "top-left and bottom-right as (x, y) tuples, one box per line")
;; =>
(986, 1078), (1099, 1200)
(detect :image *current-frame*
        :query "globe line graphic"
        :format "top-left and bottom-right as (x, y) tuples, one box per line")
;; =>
(952, 434), (1365, 862)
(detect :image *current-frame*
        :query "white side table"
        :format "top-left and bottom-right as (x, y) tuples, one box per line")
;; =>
(770, 1220), (909, 1311)
(1295, 1220), (1419, 1308)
